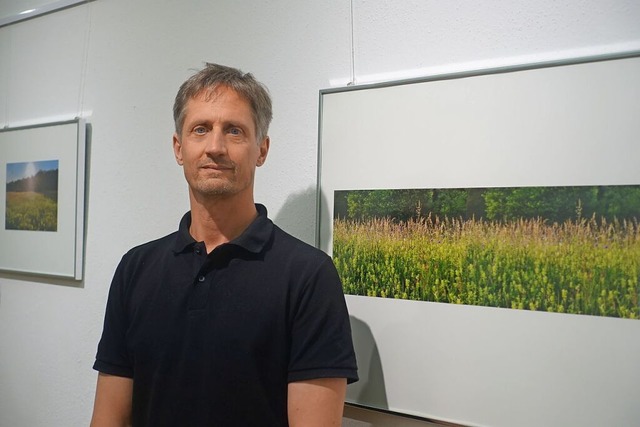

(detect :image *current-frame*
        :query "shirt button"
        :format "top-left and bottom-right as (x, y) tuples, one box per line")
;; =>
(198, 276), (205, 282)
(195, 248), (202, 255)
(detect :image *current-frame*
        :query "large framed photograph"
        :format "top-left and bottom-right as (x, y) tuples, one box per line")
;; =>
(0, 119), (86, 280)
(318, 53), (640, 426)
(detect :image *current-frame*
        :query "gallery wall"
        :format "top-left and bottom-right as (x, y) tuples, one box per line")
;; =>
(0, 1), (639, 426)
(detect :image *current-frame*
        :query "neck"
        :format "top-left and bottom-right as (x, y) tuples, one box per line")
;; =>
(188, 192), (258, 253)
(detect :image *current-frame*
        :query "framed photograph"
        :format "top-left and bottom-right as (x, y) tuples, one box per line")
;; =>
(317, 53), (640, 426)
(0, 119), (86, 280)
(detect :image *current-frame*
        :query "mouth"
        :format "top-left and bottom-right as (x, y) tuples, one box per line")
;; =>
(200, 162), (234, 171)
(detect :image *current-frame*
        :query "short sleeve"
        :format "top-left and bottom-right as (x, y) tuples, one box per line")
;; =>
(93, 255), (134, 378)
(287, 256), (358, 384)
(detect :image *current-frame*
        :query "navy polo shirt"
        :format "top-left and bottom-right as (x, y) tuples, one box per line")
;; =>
(94, 204), (358, 426)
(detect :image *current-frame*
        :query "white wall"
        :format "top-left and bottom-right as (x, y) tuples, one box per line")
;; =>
(0, 1), (638, 426)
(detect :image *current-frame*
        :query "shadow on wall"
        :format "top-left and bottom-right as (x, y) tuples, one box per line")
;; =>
(272, 187), (388, 408)
(271, 186), (317, 244)
(347, 316), (388, 410)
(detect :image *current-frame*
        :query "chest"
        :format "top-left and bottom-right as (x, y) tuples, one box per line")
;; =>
(124, 252), (293, 369)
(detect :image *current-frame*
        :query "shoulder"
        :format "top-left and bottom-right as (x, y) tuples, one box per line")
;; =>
(123, 231), (177, 260)
(114, 231), (179, 279)
(269, 225), (332, 266)
(119, 211), (192, 265)
(107, 231), (181, 305)
(265, 225), (344, 298)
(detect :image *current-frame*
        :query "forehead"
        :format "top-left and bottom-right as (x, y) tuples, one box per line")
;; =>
(186, 86), (253, 118)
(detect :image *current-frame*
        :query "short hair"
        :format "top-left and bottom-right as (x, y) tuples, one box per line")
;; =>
(173, 63), (272, 142)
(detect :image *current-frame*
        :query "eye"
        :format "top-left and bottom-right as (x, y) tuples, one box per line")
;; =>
(228, 127), (242, 136)
(193, 126), (208, 135)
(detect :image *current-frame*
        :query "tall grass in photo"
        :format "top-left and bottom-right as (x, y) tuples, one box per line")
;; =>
(333, 186), (640, 319)
(6, 191), (58, 231)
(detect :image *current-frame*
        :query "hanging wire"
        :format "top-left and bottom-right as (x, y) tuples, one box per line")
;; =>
(77, 1), (93, 118)
(349, 0), (356, 86)
(2, 29), (10, 127)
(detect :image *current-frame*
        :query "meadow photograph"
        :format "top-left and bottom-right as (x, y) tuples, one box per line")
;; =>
(333, 185), (640, 319)
(5, 160), (59, 232)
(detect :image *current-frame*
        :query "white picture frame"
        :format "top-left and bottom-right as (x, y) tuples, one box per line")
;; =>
(317, 53), (640, 426)
(1, 119), (86, 280)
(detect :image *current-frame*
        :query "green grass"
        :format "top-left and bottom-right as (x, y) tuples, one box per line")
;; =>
(333, 215), (640, 319)
(5, 191), (58, 231)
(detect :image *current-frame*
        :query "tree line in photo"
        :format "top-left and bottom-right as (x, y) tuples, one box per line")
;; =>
(334, 185), (640, 224)
(332, 185), (640, 319)
(6, 168), (59, 199)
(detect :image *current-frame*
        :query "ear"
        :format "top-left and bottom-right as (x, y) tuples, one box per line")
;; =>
(173, 133), (184, 165)
(256, 136), (270, 167)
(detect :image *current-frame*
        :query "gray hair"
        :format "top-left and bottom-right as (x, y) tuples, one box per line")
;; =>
(173, 63), (272, 142)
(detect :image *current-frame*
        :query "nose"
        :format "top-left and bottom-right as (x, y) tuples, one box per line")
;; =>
(205, 128), (227, 157)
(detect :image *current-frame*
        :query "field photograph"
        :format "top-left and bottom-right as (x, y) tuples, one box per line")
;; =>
(5, 160), (59, 232)
(333, 186), (640, 319)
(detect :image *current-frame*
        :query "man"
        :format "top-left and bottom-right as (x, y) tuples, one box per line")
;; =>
(90, 63), (358, 426)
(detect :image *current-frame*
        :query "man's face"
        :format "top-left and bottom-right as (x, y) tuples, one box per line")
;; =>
(173, 86), (269, 201)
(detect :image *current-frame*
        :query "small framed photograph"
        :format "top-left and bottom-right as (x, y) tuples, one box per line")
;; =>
(0, 119), (86, 280)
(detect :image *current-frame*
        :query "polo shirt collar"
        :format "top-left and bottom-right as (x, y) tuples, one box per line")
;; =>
(172, 204), (273, 255)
